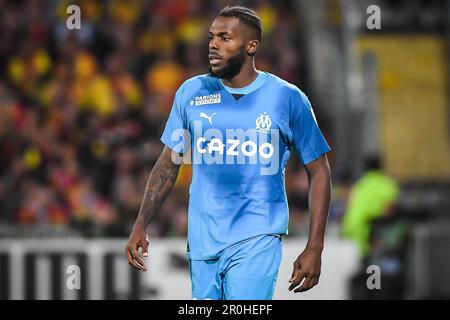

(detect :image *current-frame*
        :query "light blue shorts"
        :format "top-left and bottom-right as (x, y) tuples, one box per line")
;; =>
(188, 234), (282, 300)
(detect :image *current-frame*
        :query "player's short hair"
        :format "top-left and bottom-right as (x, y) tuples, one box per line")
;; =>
(217, 6), (262, 41)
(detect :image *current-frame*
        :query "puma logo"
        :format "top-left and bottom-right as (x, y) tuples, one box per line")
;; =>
(199, 112), (216, 125)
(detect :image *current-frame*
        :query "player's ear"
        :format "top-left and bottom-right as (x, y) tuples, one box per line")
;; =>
(247, 39), (259, 57)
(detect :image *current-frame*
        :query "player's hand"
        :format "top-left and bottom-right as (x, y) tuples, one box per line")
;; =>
(288, 246), (322, 293)
(126, 226), (149, 272)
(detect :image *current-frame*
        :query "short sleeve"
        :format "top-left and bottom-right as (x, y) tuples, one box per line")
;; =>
(160, 87), (189, 153)
(290, 90), (331, 164)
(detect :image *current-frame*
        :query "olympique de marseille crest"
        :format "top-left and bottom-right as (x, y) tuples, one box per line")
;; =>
(255, 112), (272, 132)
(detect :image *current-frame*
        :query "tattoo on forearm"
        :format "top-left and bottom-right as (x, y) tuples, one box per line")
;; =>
(140, 155), (180, 228)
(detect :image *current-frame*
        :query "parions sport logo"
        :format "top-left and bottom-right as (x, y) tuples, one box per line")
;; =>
(190, 93), (222, 106)
(169, 120), (280, 176)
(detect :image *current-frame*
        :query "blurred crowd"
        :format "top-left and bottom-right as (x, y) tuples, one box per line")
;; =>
(0, 0), (343, 238)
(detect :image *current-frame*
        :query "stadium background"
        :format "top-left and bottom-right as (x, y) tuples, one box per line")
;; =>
(0, 0), (449, 299)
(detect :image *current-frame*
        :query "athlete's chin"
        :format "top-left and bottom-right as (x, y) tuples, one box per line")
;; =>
(209, 65), (225, 78)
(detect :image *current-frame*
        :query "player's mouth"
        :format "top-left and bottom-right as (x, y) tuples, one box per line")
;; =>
(209, 53), (222, 65)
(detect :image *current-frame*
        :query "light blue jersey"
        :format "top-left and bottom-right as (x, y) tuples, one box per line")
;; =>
(161, 72), (331, 260)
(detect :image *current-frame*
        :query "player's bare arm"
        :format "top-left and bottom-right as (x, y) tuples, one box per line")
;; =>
(126, 146), (181, 272)
(289, 154), (331, 292)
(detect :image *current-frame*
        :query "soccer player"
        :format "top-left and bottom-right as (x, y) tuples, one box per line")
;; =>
(126, 6), (332, 300)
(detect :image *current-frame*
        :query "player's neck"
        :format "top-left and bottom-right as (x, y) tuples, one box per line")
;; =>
(221, 60), (258, 88)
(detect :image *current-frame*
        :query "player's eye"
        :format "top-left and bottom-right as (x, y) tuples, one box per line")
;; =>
(222, 36), (230, 41)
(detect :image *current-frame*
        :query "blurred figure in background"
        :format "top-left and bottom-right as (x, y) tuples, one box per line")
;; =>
(341, 154), (399, 259)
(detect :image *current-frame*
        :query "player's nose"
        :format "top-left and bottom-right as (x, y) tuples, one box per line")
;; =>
(209, 38), (219, 51)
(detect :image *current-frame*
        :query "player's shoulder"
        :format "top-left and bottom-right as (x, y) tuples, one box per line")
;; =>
(266, 73), (308, 100)
(178, 73), (220, 94)
(266, 73), (310, 108)
(175, 74), (220, 106)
